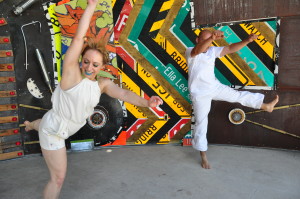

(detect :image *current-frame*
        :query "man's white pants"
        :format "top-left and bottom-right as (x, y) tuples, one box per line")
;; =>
(191, 83), (264, 151)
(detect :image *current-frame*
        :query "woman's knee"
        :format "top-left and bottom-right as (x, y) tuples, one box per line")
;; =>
(52, 173), (66, 187)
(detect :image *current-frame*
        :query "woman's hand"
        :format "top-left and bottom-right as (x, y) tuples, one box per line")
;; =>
(148, 96), (163, 107)
(88, 0), (99, 6)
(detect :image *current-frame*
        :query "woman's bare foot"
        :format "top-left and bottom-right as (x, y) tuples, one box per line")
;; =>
(24, 121), (34, 132)
(200, 151), (211, 169)
(261, 95), (279, 112)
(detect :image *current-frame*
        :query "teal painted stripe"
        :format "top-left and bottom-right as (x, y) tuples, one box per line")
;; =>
(171, 0), (194, 48)
(265, 21), (277, 33)
(216, 26), (274, 87)
(183, 130), (192, 138)
(128, 0), (190, 102)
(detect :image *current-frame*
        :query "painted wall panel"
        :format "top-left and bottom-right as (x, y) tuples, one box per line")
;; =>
(194, 18), (279, 90)
(115, 0), (192, 145)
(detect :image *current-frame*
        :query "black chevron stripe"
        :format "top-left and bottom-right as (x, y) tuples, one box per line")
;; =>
(112, 0), (126, 24)
(215, 58), (244, 86)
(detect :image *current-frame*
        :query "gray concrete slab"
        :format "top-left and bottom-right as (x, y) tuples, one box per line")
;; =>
(1, 145), (300, 199)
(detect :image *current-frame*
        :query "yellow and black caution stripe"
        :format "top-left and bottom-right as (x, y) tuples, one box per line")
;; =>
(149, 0), (173, 38)
(240, 23), (274, 61)
(213, 39), (266, 87)
(121, 70), (148, 119)
(230, 24), (275, 72)
(154, 33), (188, 73)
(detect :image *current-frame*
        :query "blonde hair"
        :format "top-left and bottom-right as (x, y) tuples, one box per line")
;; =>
(81, 37), (110, 65)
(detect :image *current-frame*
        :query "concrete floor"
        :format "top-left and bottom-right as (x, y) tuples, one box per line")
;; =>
(1, 144), (300, 199)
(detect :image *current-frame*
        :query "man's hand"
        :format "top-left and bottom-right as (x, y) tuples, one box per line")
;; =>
(247, 33), (258, 43)
(211, 30), (224, 40)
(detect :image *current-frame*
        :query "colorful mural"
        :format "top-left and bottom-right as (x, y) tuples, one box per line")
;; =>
(114, 0), (193, 145)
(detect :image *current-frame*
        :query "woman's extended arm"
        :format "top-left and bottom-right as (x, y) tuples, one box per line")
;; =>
(99, 78), (163, 107)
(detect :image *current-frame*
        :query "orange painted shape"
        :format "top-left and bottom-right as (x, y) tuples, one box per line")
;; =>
(57, 0), (71, 6)
(102, 131), (127, 146)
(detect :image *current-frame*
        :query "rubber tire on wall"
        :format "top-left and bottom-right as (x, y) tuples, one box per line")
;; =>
(69, 93), (123, 146)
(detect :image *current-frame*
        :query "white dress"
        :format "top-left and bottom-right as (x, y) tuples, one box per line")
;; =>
(38, 78), (101, 150)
